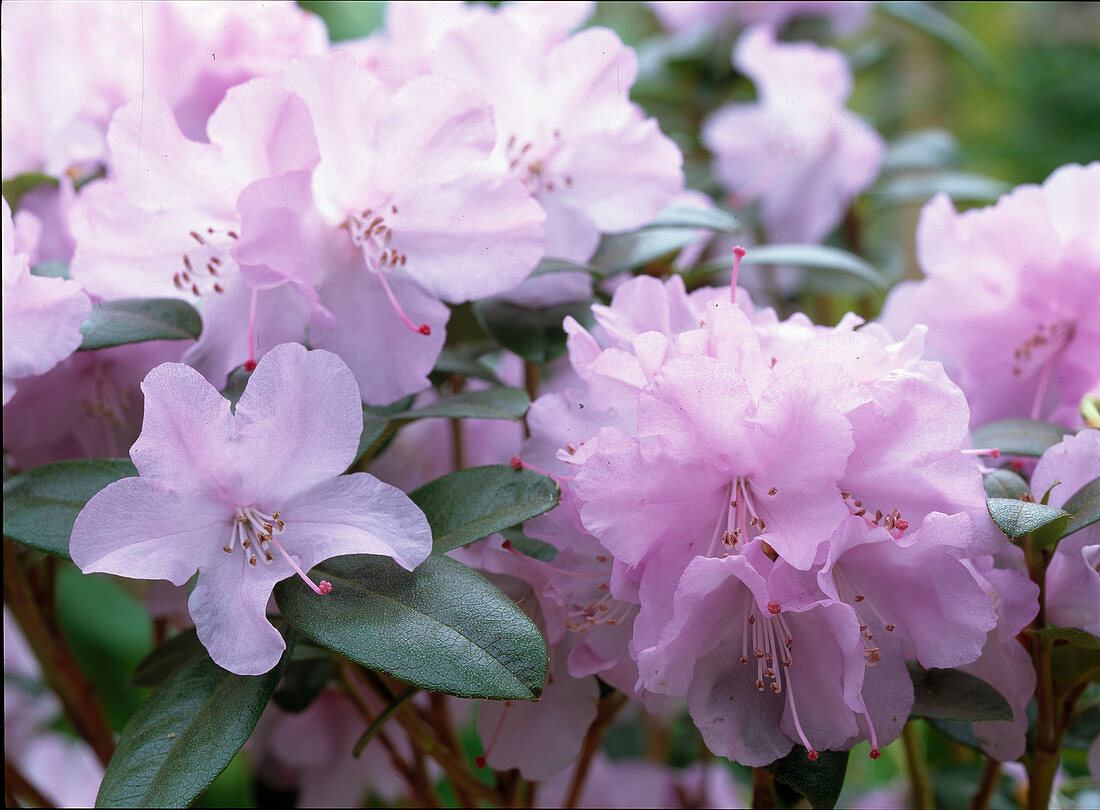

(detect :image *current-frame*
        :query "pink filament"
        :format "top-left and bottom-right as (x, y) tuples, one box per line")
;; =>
(729, 245), (747, 302)
(268, 535), (330, 596)
(376, 269), (431, 335)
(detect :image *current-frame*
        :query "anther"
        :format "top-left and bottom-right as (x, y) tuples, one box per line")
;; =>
(768, 487), (778, 496)
(767, 601), (782, 615)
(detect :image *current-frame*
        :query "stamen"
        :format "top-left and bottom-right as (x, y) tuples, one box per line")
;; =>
(268, 535), (332, 596)
(376, 268), (431, 336)
(246, 288), (259, 371)
(509, 455), (574, 482)
(963, 447), (1001, 459)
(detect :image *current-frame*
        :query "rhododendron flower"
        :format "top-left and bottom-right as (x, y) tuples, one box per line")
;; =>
(431, 20), (684, 262)
(1, 0), (326, 178)
(345, 0), (593, 89)
(2, 340), (189, 468)
(703, 26), (885, 244)
(880, 163), (1100, 428)
(1032, 429), (1100, 636)
(69, 79), (321, 386)
(2, 199), (91, 405)
(648, 1), (872, 36)
(70, 343), (433, 675)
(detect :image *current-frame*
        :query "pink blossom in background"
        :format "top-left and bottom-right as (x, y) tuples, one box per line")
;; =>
(431, 20), (684, 263)
(648, 1), (873, 36)
(344, 0), (594, 89)
(703, 26), (885, 244)
(2, 199), (90, 405)
(880, 163), (1100, 428)
(1032, 429), (1100, 637)
(2, 339), (189, 468)
(4, 611), (104, 808)
(69, 344), (433, 675)
(1, 0), (326, 178)
(69, 79), (322, 386)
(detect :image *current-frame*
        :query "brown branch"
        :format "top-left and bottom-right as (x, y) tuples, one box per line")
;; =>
(565, 690), (629, 808)
(5, 759), (53, 808)
(2, 540), (115, 768)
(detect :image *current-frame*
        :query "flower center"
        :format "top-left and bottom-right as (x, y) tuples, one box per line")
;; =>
(1012, 318), (1076, 419)
(839, 491), (909, 534)
(344, 206), (431, 336)
(174, 226), (237, 297)
(830, 566), (896, 666)
(77, 359), (133, 457)
(707, 476), (778, 557)
(223, 506), (331, 595)
(505, 131), (572, 195)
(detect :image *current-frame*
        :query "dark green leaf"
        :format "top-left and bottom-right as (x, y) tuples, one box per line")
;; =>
(1062, 476), (1100, 538)
(925, 718), (984, 753)
(1052, 644), (1100, 696)
(986, 498), (1069, 547)
(1064, 703), (1100, 750)
(3, 458), (137, 560)
(30, 260), (71, 279)
(765, 746), (849, 810)
(645, 204), (741, 235)
(432, 349), (503, 385)
(971, 419), (1069, 458)
(473, 297), (596, 364)
(907, 662), (1013, 721)
(2, 171), (59, 209)
(591, 228), (701, 272)
(878, 1), (996, 79)
(869, 171), (1012, 209)
(80, 299), (202, 351)
(411, 465), (560, 554)
(389, 387), (529, 423)
(352, 394), (416, 466)
(131, 630), (206, 689)
(275, 554), (548, 700)
(983, 469), (1030, 500)
(95, 649), (288, 808)
(272, 656), (332, 714)
(1032, 626), (1100, 649)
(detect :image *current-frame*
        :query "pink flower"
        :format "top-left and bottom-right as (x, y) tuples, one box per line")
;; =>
(69, 78), (321, 386)
(703, 26), (885, 244)
(430, 20), (684, 262)
(1, 0), (326, 178)
(70, 343), (433, 675)
(648, 1), (872, 36)
(2, 199), (91, 405)
(880, 163), (1100, 428)
(2, 340), (189, 468)
(1032, 429), (1100, 637)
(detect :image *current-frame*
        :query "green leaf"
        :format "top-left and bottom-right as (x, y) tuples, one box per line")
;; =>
(695, 244), (885, 290)
(986, 498), (1069, 547)
(765, 746), (849, 810)
(907, 663), (1013, 721)
(95, 649), (287, 808)
(131, 630), (206, 689)
(30, 260), (71, 279)
(80, 299), (202, 351)
(1062, 476), (1100, 538)
(500, 527), (558, 562)
(1064, 703), (1100, 750)
(971, 419), (1070, 458)
(644, 204), (741, 234)
(983, 469), (1030, 500)
(3, 458), (137, 560)
(881, 129), (959, 173)
(1031, 626), (1100, 649)
(878, 1), (996, 79)
(2, 171), (59, 209)
(869, 171), (1012, 209)
(1052, 644), (1100, 696)
(297, 0), (385, 41)
(410, 465), (560, 554)
(389, 387), (530, 422)
(591, 228), (701, 272)
(275, 554), (548, 700)
(220, 365), (252, 411)
(272, 656), (332, 714)
(432, 349), (503, 385)
(473, 297), (596, 364)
